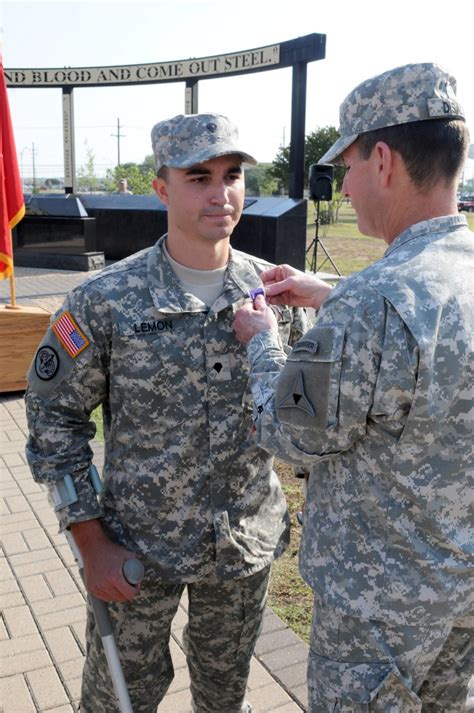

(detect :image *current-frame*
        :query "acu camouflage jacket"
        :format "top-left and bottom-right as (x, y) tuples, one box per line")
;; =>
(247, 215), (474, 625)
(25, 236), (308, 581)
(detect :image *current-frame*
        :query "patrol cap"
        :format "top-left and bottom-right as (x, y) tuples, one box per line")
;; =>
(319, 63), (465, 165)
(151, 113), (257, 172)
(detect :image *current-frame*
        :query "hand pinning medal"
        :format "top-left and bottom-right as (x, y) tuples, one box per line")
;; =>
(248, 286), (266, 304)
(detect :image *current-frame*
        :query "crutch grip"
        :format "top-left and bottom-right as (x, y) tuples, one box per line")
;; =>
(122, 559), (145, 586)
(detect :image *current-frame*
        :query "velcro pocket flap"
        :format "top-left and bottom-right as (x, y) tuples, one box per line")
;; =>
(308, 651), (393, 704)
(289, 325), (344, 363)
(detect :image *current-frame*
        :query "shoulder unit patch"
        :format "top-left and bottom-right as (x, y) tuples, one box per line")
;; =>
(35, 346), (60, 380)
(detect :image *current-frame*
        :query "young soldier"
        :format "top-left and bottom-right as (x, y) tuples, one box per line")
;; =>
(25, 113), (308, 712)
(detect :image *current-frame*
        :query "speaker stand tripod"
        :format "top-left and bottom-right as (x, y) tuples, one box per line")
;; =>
(306, 200), (342, 276)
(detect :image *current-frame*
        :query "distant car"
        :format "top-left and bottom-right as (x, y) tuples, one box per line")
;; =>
(458, 194), (474, 212)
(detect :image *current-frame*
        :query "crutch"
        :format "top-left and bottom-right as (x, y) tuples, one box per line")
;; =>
(53, 465), (145, 712)
(66, 530), (145, 713)
(295, 469), (308, 526)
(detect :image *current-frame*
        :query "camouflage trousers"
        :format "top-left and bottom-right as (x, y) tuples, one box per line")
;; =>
(80, 565), (270, 713)
(307, 592), (474, 712)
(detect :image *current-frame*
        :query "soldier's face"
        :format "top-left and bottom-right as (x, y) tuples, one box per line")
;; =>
(341, 143), (382, 239)
(153, 154), (245, 244)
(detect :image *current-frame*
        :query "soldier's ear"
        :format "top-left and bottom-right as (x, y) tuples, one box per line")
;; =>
(153, 177), (169, 205)
(373, 141), (395, 189)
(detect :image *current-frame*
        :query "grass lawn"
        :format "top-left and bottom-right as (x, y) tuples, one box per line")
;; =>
(268, 461), (313, 643)
(305, 202), (474, 276)
(307, 202), (385, 275)
(465, 210), (474, 231)
(91, 205), (473, 646)
(91, 408), (103, 442)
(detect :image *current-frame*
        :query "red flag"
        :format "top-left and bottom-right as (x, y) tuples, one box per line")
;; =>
(1, 57), (25, 279)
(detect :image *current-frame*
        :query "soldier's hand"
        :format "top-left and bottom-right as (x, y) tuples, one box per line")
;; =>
(233, 295), (279, 344)
(70, 520), (141, 602)
(261, 264), (333, 310)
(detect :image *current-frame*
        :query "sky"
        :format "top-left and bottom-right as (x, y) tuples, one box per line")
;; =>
(2, 0), (473, 182)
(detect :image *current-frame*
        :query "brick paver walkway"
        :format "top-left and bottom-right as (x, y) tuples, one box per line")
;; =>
(0, 393), (309, 713)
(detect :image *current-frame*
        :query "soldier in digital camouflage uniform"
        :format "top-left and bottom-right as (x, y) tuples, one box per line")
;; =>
(25, 113), (308, 712)
(233, 64), (474, 712)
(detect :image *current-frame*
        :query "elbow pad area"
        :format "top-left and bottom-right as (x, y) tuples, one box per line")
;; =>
(49, 474), (78, 511)
(47, 465), (102, 511)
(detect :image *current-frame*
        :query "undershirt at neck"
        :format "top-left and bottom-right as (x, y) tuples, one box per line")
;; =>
(163, 240), (227, 308)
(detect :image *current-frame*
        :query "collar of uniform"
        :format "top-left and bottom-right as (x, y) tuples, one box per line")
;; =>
(147, 237), (265, 314)
(146, 235), (208, 314)
(227, 247), (267, 296)
(208, 247), (267, 314)
(384, 214), (468, 258)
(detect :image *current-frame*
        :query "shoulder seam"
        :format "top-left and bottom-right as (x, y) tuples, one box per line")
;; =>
(74, 249), (151, 290)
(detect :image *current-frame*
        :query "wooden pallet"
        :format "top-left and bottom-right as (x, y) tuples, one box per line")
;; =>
(0, 304), (51, 392)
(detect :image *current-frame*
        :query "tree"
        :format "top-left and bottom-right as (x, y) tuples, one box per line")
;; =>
(268, 145), (290, 191)
(268, 126), (345, 193)
(244, 164), (278, 196)
(77, 143), (100, 193)
(104, 163), (155, 194)
(139, 154), (156, 174)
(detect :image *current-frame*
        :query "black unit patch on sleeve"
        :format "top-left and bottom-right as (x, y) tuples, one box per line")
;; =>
(35, 346), (60, 380)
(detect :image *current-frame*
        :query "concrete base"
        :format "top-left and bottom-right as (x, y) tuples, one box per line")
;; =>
(13, 251), (105, 271)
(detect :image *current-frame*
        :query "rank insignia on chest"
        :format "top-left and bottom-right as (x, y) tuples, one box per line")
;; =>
(53, 311), (90, 358)
(207, 353), (232, 381)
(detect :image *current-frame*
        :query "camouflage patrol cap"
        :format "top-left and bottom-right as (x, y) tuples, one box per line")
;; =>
(319, 63), (465, 165)
(151, 113), (257, 172)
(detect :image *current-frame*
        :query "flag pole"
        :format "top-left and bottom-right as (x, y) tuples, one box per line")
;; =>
(3, 206), (24, 310)
(1, 52), (25, 308)
(8, 266), (18, 309)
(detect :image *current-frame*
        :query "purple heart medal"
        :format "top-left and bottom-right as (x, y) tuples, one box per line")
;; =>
(248, 286), (266, 303)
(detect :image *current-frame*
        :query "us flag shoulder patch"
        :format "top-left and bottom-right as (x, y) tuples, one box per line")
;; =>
(53, 311), (90, 358)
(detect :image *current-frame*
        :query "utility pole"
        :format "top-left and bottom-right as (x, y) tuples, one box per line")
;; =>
(20, 147), (28, 190)
(111, 118), (126, 167)
(31, 141), (37, 192)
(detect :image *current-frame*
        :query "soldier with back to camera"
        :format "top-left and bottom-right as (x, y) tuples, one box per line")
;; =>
(233, 63), (474, 712)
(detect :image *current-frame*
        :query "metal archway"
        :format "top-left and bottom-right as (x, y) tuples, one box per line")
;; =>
(6, 34), (325, 197)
